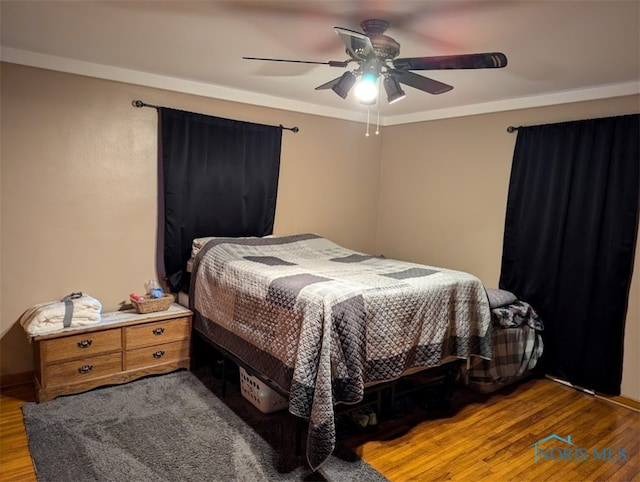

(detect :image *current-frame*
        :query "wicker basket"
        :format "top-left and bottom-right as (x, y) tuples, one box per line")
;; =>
(131, 293), (174, 314)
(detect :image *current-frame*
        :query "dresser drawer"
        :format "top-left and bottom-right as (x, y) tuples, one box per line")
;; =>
(43, 329), (122, 363)
(31, 304), (193, 402)
(43, 352), (122, 386)
(124, 340), (190, 371)
(124, 317), (190, 349)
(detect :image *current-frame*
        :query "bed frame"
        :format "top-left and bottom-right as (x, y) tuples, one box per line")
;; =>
(192, 327), (462, 458)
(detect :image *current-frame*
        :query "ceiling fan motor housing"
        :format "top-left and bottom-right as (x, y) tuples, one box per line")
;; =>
(369, 35), (400, 60)
(360, 19), (390, 35)
(360, 19), (400, 60)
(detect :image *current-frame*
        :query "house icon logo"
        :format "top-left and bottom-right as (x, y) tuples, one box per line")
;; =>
(530, 434), (576, 463)
(530, 434), (628, 464)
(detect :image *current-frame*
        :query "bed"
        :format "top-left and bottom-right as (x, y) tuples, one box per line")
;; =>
(188, 233), (492, 469)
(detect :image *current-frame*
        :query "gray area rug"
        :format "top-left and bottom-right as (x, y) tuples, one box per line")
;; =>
(22, 370), (387, 482)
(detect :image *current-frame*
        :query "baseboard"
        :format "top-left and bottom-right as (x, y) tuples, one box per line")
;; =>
(0, 371), (33, 389)
(596, 394), (640, 412)
(545, 375), (640, 412)
(545, 375), (595, 395)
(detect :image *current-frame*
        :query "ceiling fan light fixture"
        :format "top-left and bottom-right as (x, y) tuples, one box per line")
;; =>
(244, 19), (507, 109)
(354, 73), (379, 104)
(383, 75), (406, 104)
(331, 71), (357, 99)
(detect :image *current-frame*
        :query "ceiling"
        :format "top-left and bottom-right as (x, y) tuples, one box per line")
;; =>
(1, 0), (639, 125)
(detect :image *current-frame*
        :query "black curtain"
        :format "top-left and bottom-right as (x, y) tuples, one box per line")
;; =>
(499, 114), (639, 395)
(160, 107), (282, 292)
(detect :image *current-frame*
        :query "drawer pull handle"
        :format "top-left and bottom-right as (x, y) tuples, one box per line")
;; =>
(77, 339), (93, 349)
(78, 365), (93, 374)
(152, 327), (165, 336)
(152, 350), (165, 359)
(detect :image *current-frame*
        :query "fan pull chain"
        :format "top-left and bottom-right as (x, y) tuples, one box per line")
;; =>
(375, 92), (380, 135)
(365, 81), (382, 137)
(365, 108), (370, 137)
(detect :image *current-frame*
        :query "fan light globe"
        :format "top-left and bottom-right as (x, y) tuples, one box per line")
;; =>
(354, 74), (379, 104)
(331, 71), (357, 99)
(383, 75), (406, 104)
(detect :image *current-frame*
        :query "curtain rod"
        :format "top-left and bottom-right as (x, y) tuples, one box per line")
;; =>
(131, 100), (299, 133)
(506, 125), (522, 133)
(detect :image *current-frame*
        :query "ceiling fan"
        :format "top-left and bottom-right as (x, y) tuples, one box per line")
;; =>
(244, 19), (507, 105)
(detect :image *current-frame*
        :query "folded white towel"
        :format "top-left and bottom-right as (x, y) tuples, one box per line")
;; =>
(20, 293), (102, 336)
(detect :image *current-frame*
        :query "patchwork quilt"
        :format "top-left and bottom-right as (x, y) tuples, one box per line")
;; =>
(190, 233), (491, 469)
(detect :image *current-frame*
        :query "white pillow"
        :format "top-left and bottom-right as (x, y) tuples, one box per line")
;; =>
(191, 236), (218, 259)
(188, 235), (276, 271)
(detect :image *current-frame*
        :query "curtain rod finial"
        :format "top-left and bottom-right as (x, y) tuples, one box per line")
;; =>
(279, 124), (299, 133)
(132, 100), (144, 108)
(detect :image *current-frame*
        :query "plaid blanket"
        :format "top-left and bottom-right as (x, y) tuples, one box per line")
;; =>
(190, 234), (492, 469)
(466, 301), (544, 387)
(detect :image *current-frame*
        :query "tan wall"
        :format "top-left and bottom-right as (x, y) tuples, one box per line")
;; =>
(376, 96), (640, 399)
(0, 62), (382, 376)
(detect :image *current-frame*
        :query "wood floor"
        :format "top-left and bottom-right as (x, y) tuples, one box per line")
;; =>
(349, 378), (639, 481)
(0, 382), (36, 481)
(1, 376), (638, 481)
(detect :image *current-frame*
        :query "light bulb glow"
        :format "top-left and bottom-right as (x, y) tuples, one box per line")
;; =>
(354, 73), (379, 103)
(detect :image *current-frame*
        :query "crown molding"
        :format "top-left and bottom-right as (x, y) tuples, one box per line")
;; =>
(2, 47), (639, 126)
(0, 47), (364, 122)
(383, 82), (640, 126)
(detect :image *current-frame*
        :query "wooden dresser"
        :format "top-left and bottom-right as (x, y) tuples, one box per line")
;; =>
(31, 304), (192, 402)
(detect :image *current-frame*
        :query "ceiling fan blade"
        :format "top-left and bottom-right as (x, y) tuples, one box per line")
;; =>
(315, 77), (343, 90)
(334, 27), (374, 61)
(243, 57), (350, 68)
(393, 52), (508, 70)
(389, 69), (453, 95)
